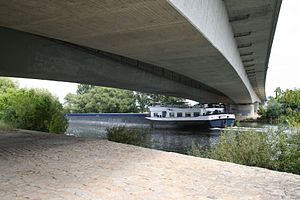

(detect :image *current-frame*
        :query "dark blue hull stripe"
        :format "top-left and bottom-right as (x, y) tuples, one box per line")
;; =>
(66, 113), (148, 117)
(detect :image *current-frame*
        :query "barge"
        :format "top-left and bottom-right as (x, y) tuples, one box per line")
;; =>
(145, 105), (235, 129)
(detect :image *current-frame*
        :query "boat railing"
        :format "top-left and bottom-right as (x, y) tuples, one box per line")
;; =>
(151, 104), (205, 109)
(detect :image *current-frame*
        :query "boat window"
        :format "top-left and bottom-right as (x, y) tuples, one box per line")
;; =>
(162, 111), (167, 118)
(193, 112), (200, 117)
(185, 113), (191, 117)
(169, 112), (175, 117)
(177, 112), (182, 117)
(153, 113), (158, 117)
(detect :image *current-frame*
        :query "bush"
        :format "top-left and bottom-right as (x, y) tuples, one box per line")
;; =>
(106, 126), (151, 148)
(186, 142), (209, 158)
(0, 120), (13, 131)
(259, 88), (300, 125)
(188, 126), (300, 175)
(0, 80), (68, 133)
(209, 129), (273, 169)
(48, 113), (68, 134)
(270, 127), (300, 174)
(0, 78), (18, 93)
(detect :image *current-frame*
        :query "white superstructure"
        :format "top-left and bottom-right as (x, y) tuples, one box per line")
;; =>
(145, 104), (235, 128)
(148, 105), (225, 118)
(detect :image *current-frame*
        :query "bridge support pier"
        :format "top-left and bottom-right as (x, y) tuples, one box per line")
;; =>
(227, 103), (260, 121)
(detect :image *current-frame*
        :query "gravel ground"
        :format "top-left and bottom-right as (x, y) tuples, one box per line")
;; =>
(0, 129), (299, 200)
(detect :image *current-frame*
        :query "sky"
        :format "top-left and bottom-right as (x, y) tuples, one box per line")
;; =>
(265, 0), (300, 96)
(11, 0), (300, 103)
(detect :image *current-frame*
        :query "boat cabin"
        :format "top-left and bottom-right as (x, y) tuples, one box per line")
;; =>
(148, 105), (224, 118)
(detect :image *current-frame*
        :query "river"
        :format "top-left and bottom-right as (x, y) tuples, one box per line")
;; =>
(66, 115), (274, 154)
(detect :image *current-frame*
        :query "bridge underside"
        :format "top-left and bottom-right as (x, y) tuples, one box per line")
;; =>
(0, 27), (230, 103)
(0, 0), (281, 104)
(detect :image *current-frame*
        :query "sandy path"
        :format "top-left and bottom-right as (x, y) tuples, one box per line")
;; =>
(0, 130), (299, 200)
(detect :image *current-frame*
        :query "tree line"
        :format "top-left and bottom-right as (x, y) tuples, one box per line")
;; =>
(0, 78), (67, 133)
(0, 78), (185, 133)
(64, 84), (185, 113)
(258, 87), (300, 126)
(2, 77), (298, 134)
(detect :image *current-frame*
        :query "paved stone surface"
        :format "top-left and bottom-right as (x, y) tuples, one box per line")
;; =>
(0, 130), (299, 200)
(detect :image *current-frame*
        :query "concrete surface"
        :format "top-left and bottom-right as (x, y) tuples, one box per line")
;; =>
(0, 0), (282, 104)
(0, 27), (230, 103)
(0, 129), (299, 200)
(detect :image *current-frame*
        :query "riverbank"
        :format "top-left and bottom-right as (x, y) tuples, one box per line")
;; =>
(0, 130), (299, 199)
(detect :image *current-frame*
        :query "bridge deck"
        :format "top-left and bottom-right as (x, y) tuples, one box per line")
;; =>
(0, 0), (281, 104)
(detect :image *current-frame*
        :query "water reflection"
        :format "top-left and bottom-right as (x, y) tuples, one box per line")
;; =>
(66, 119), (222, 154)
(66, 117), (272, 154)
(149, 129), (220, 154)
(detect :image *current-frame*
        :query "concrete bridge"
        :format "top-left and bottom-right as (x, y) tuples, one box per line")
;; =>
(0, 0), (281, 119)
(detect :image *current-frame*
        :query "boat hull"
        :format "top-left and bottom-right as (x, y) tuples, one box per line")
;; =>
(146, 114), (235, 129)
(209, 119), (235, 128)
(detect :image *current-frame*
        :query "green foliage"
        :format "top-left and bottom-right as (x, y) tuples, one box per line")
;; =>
(257, 105), (266, 119)
(48, 113), (68, 134)
(269, 127), (300, 173)
(65, 84), (186, 113)
(147, 93), (186, 106)
(134, 92), (151, 113)
(0, 78), (67, 133)
(76, 84), (95, 95)
(0, 120), (13, 131)
(186, 142), (209, 158)
(263, 97), (283, 123)
(280, 89), (300, 110)
(209, 129), (273, 168)
(106, 126), (151, 148)
(134, 92), (185, 112)
(188, 126), (300, 175)
(65, 86), (138, 113)
(274, 87), (283, 99)
(279, 89), (300, 126)
(259, 88), (300, 126)
(0, 78), (18, 93)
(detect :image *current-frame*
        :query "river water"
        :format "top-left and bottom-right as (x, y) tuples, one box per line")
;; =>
(66, 115), (273, 154)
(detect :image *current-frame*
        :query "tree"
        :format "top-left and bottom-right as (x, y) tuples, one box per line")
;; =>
(64, 85), (138, 113)
(148, 94), (185, 105)
(64, 93), (83, 113)
(279, 89), (300, 111)
(0, 78), (67, 133)
(135, 92), (151, 113)
(258, 88), (300, 126)
(48, 113), (68, 134)
(0, 77), (18, 93)
(134, 92), (186, 112)
(278, 89), (300, 126)
(65, 84), (187, 113)
(274, 87), (282, 99)
(76, 84), (95, 95)
(265, 97), (283, 122)
(0, 88), (67, 132)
